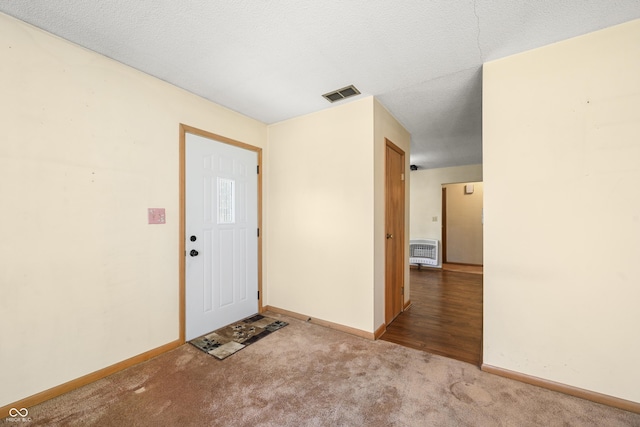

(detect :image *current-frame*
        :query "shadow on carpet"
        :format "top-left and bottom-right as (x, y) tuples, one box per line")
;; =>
(189, 314), (288, 360)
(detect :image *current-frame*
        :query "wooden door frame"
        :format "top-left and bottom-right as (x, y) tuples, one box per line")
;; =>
(178, 124), (263, 344)
(384, 138), (406, 324)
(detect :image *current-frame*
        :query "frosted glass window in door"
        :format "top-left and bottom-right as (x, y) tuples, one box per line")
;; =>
(217, 178), (235, 224)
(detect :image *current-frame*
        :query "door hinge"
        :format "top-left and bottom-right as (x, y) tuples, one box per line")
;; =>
(401, 173), (405, 181)
(401, 286), (404, 295)
(257, 165), (259, 174)
(257, 228), (260, 237)
(257, 291), (260, 300)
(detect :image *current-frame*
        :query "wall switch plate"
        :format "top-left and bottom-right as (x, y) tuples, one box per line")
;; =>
(148, 208), (166, 224)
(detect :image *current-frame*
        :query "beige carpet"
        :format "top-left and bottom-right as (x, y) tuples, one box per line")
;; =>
(25, 313), (639, 426)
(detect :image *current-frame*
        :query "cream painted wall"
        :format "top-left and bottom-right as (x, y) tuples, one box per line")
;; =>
(266, 98), (376, 332)
(444, 182), (483, 265)
(410, 165), (482, 266)
(484, 19), (640, 403)
(265, 97), (409, 333)
(373, 100), (411, 329)
(0, 14), (267, 407)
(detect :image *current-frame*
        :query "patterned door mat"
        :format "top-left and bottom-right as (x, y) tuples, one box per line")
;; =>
(189, 314), (288, 360)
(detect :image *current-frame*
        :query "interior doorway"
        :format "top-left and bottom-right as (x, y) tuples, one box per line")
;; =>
(382, 177), (483, 366)
(442, 182), (483, 266)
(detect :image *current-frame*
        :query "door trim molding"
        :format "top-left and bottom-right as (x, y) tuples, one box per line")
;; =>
(179, 124), (263, 344)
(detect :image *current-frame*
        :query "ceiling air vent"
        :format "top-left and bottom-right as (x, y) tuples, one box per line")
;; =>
(322, 85), (361, 103)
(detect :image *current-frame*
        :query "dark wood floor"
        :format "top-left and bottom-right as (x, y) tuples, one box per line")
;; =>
(380, 267), (483, 365)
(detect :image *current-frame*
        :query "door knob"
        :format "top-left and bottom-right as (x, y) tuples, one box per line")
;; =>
(190, 235), (197, 242)
(386, 233), (393, 239)
(190, 249), (199, 257)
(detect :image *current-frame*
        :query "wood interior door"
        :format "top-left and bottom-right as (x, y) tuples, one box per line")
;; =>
(442, 187), (447, 263)
(385, 139), (405, 324)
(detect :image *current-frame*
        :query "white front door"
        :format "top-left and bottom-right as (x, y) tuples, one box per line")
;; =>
(185, 132), (259, 341)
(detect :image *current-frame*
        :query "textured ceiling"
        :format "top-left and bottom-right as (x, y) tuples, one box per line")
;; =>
(2, 1), (640, 169)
